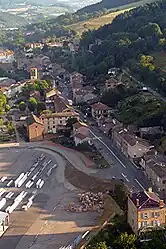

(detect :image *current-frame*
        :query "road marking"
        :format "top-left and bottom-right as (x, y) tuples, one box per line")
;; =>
(89, 129), (126, 168)
(135, 178), (146, 191)
(121, 173), (129, 182)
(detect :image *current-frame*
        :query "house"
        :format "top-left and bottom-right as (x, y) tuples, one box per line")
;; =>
(128, 188), (166, 235)
(30, 90), (41, 101)
(40, 111), (79, 134)
(91, 102), (111, 120)
(73, 88), (97, 104)
(112, 126), (150, 159)
(74, 133), (91, 146)
(73, 122), (89, 136)
(139, 126), (163, 138)
(45, 89), (71, 112)
(70, 72), (84, 97)
(0, 49), (14, 63)
(105, 78), (121, 90)
(140, 152), (166, 194)
(98, 118), (121, 135)
(73, 121), (91, 146)
(27, 114), (44, 142)
(4, 81), (27, 98)
(83, 92), (97, 103)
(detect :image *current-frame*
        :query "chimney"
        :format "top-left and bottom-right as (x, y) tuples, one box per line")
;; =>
(148, 187), (153, 193)
(159, 200), (164, 208)
(136, 198), (139, 207)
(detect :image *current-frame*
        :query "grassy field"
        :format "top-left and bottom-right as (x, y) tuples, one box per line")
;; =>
(151, 51), (166, 72)
(67, 0), (155, 35)
(67, 8), (132, 34)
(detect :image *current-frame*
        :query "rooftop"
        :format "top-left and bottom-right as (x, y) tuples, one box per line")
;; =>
(54, 95), (72, 113)
(73, 122), (88, 129)
(91, 102), (110, 111)
(130, 189), (164, 209)
(74, 132), (89, 140)
(46, 89), (58, 99)
(27, 114), (43, 126)
(40, 111), (79, 119)
(114, 126), (150, 147)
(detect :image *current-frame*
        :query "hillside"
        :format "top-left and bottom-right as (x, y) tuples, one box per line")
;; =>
(0, 11), (27, 28)
(68, 8), (132, 34)
(74, 0), (166, 96)
(77, 0), (141, 13)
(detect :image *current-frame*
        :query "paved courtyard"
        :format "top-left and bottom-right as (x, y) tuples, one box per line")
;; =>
(0, 147), (100, 249)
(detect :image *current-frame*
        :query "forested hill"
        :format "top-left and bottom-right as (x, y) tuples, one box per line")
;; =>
(77, 0), (141, 13)
(75, 0), (166, 94)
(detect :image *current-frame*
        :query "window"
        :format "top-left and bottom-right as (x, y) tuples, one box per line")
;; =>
(143, 212), (148, 219)
(152, 220), (160, 226)
(53, 125), (55, 128)
(152, 212), (160, 218)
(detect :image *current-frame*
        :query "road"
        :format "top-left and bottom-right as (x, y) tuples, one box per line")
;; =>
(74, 107), (153, 193)
(123, 69), (166, 102)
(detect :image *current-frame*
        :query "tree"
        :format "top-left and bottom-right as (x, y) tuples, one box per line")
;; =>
(28, 97), (37, 112)
(0, 118), (3, 126)
(19, 101), (26, 112)
(6, 122), (15, 135)
(66, 117), (78, 128)
(37, 101), (46, 114)
(87, 241), (108, 249)
(114, 232), (136, 249)
(139, 23), (163, 38)
(5, 104), (10, 113)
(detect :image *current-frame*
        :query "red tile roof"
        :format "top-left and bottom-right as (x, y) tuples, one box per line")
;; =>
(75, 133), (89, 140)
(91, 102), (110, 111)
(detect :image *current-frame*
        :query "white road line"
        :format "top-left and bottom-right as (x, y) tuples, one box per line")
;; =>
(121, 173), (126, 178)
(135, 178), (146, 191)
(121, 173), (130, 182)
(89, 129), (126, 168)
(125, 177), (129, 182)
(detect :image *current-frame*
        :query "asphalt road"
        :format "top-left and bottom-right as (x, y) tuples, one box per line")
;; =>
(89, 126), (154, 193)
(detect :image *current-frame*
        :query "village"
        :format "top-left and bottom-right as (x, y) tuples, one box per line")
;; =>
(0, 39), (166, 248)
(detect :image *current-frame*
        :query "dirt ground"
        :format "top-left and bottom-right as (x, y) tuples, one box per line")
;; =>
(65, 163), (123, 193)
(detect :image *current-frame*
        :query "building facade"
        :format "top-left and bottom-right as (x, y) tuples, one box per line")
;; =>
(27, 114), (44, 142)
(128, 188), (166, 235)
(112, 126), (150, 159)
(40, 112), (79, 134)
(91, 102), (111, 120)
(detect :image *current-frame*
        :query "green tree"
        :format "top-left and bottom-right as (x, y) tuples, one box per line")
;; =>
(0, 118), (3, 126)
(5, 104), (10, 112)
(139, 23), (163, 38)
(6, 122), (15, 135)
(28, 97), (37, 112)
(114, 232), (136, 249)
(37, 101), (46, 114)
(87, 241), (108, 249)
(19, 101), (26, 112)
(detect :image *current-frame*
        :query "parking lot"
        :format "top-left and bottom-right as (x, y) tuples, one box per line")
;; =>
(0, 148), (100, 249)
